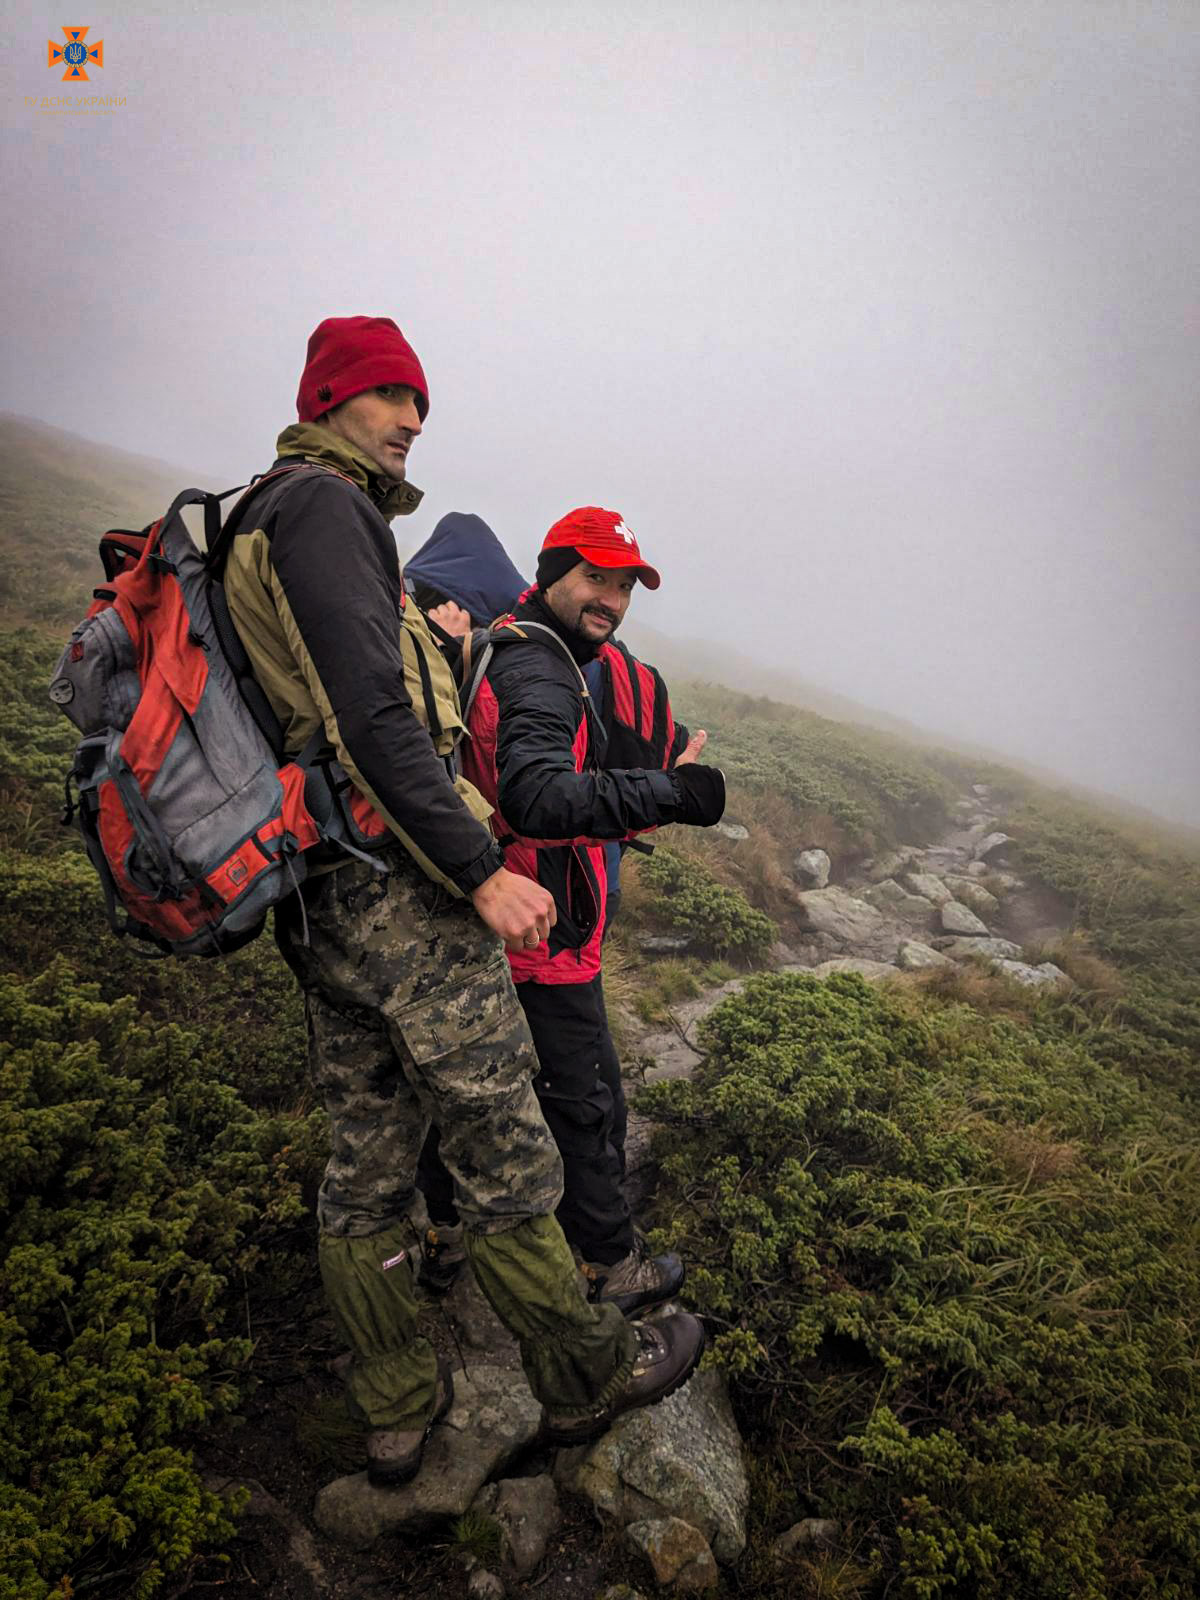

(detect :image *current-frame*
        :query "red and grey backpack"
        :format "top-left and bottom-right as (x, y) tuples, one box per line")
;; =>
(48, 467), (402, 957)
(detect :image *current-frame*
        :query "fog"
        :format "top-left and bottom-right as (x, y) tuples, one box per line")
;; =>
(3, 1), (1198, 823)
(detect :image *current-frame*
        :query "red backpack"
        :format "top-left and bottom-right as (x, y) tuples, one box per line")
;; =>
(48, 469), (402, 956)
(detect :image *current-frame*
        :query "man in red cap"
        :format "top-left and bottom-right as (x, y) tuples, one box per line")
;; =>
(418, 507), (726, 1315)
(221, 319), (707, 1484)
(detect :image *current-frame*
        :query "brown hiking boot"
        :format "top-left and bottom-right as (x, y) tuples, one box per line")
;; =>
(365, 1362), (455, 1487)
(542, 1309), (705, 1447)
(583, 1236), (686, 1318)
(417, 1222), (466, 1295)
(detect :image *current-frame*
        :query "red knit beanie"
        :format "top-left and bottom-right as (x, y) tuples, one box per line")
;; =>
(296, 316), (429, 423)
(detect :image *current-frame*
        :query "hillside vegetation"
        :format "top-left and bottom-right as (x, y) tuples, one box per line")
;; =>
(1, 424), (1197, 1598)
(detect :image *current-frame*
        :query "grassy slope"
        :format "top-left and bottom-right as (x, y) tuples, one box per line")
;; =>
(2, 415), (1199, 1599)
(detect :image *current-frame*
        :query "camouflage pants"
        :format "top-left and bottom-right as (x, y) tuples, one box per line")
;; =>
(276, 846), (634, 1426)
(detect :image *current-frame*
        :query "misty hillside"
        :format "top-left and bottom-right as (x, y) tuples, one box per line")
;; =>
(2, 418), (1200, 1599)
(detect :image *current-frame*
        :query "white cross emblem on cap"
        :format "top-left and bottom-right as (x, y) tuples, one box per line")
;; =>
(614, 519), (636, 545)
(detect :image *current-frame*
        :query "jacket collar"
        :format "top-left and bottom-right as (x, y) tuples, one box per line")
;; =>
(273, 422), (424, 519)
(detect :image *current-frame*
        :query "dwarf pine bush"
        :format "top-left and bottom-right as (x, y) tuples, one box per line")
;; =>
(638, 845), (777, 957)
(640, 972), (1200, 1597)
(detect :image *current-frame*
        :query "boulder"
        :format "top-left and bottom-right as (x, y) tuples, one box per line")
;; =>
(861, 879), (935, 919)
(811, 958), (898, 981)
(996, 960), (1072, 988)
(940, 901), (990, 936)
(896, 940), (954, 970)
(312, 1364), (541, 1548)
(902, 872), (953, 906)
(972, 783), (992, 799)
(626, 1517), (719, 1592)
(792, 848), (831, 888)
(942, 877), (1001, 918)
(974, 831), (1014, 862)
(866, 848), (919, 883)
(965, 860), (989, 877)
(472, 1475), (560, 1579)
(639, 934), (692, 956)
(933, 936), (1024, 961)
(715, 821), (750, 843)
(793, 887), (883, 944)
(556, 1369), (747, 1565)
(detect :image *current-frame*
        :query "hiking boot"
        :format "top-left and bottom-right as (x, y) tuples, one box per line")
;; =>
(365, 1363), (455, 1487)
(583, 1236), (686, 1317)
(542, 1309), (706, 1447)
(417, 1222), (466, 1295)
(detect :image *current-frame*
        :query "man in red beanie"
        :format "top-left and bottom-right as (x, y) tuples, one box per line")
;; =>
(418, 508), (726, 1315)
(221, 319), (707, 1483)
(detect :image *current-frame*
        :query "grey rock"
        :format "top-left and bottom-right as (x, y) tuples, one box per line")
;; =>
(313, 1364), (541, 1548)
(896, 939), (954, 970)
(794, 887), (883, 943)
(811, 958), (898, 981)
(792, 847), (831, 888)
(639, 933), (692, 956)
(715, 821), (750, 843)
(940, 900), (990, 936)
(902, 871), (953, 906)
(965, 860), (990, 877)
(933, 936), (1024, 960)
(204, 1473), (331, 1597)
(974, 831), (1014, 862)
(972, 783), (992, 799)
(626, 1517), (719, 1593)
(861, 879), (935, 919)
(942, 877), (1001, 918)
(867, 848), (919, 883)
(472, 1475), (560, 1580)
(466, 1571), (506, 1600)
(557, 1369), (747, 1565)
(770, 1518), (841, 1562)
(996, 959), (1071, 988)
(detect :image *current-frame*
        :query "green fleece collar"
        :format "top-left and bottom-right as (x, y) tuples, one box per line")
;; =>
(274, 422), (424, 519)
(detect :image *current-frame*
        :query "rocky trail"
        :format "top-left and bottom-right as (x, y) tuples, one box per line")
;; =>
(189, 785), (1073, 1600)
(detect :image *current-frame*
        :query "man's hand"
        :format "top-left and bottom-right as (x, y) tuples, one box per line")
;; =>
(471, 867), (556, 952)
(428, 600), (472, 639)
(674, 729), (708, 767)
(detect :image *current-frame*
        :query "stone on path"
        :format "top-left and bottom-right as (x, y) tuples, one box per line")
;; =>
(811, 958), (898, 981)
(556, 1369), (748, 1565)
(312, 1364), (542, 1548)
(934, 936), (1024, 961)
(940, 900), (990, 936)
(942, 876), (1001, 917)
(965, 860), (989, 877)
(972, 783), (992, 799)
(862, 879), (935, 919)
(626, 1517), (719, 1592)
(867, 847), (919, 883)
(896, 940), (954, 970)
(902, 871), (953, 906)
(472, 1474), (560, 1579)
(974, 831), (1014, 862)
(715, 821), (750, 843)
(465, 1570), (505, 1600)
(794, 886), (883, 943)
(792, 847), (831, 888)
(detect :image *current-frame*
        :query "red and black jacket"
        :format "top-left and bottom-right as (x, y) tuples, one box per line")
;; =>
(459, 591), (693, 984)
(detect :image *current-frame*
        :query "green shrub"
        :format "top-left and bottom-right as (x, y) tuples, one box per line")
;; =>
(0, 962), (325, 1599)
(637, 846), (776, 957)
(640, 972), (1200, 1598)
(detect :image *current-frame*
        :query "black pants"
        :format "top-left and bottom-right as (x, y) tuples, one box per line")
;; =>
(418, 975), (634, 1267)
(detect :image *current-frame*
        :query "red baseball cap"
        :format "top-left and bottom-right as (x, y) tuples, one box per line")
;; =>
(297, 315), (429, 423)
(540, 506), (661, 590)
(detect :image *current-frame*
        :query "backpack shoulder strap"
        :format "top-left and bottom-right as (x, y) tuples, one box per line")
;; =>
(205, 462), (355, 574)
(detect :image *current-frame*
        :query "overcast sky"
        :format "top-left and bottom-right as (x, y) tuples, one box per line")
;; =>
(3, 1), (1198, 823)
